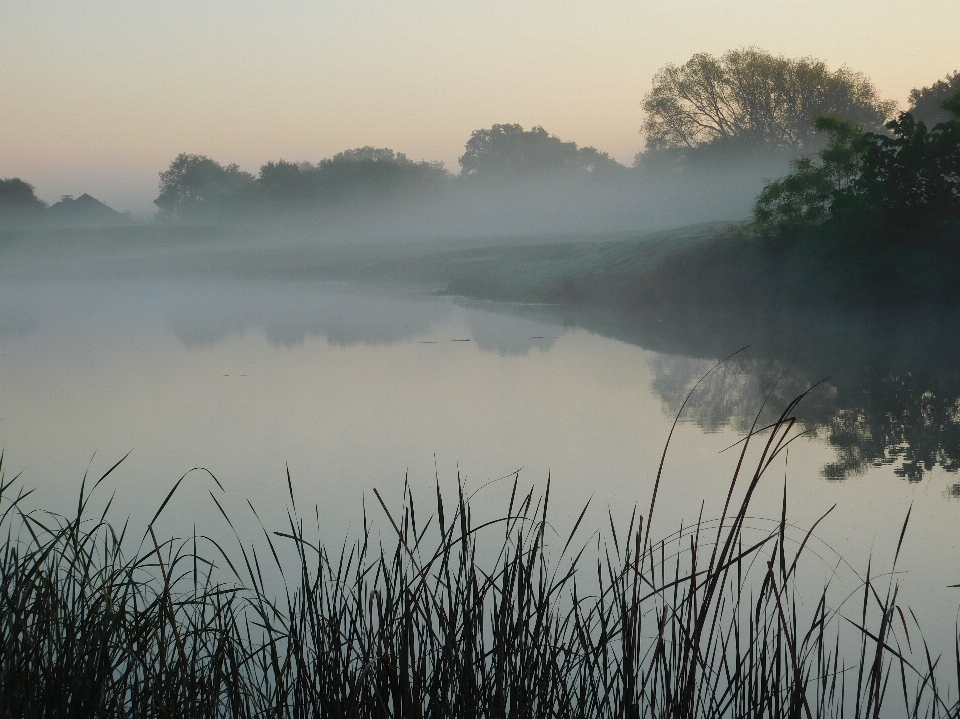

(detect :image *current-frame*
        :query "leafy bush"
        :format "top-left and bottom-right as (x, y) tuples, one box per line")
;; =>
(754, 91), (960, 247)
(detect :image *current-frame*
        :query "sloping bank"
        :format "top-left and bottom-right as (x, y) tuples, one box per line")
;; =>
(345, 221), (737, 307)
(389, 220), (960, 312)
(337, 220), (960, 375)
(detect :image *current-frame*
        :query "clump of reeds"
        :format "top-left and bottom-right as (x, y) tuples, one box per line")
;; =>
(0, 458), (290, 717)
(1, 390), (958, 718)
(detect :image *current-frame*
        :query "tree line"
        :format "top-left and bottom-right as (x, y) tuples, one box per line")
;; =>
(152, 125), (627, 221)
(1, 48), (955, 227)
(144, 48), (943, 222)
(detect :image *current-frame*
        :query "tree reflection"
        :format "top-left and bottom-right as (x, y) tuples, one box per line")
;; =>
(641, 308), (960, 482)
(819, 371), (960, 481)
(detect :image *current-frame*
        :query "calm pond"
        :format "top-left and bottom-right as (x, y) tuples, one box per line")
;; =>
(1, 271), (959, 643)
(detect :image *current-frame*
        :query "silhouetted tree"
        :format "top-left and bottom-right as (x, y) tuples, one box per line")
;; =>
(754, 91), (960, 242)
(459, 124), (623, 181)
(854, 100), (960, 226)
(329, 147), (409, 164)
(154, 153), (257, 220)
(257, 160), (318, 208)
(0, 177), (47, 225)
(908, 71), (960, 128)
(639, 48), (894, 164)
(257, 148), (448, 209)
(316, 147), (448, 201)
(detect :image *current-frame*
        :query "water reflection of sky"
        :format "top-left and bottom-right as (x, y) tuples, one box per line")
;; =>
(157, 279), (560, 356)
(0, 277), (958, 662)
(4, 278), (960, 489)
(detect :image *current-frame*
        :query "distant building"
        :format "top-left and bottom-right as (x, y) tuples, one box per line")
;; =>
(46, 193), (129, 227)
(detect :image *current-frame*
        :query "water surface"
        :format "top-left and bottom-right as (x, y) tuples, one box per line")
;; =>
(1, 275), (958, 645)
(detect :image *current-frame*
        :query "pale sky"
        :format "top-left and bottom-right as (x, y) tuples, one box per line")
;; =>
(1, 0), (958, 215)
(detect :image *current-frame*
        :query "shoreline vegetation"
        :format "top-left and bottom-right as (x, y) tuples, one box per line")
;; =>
(3, 395), (959, 717)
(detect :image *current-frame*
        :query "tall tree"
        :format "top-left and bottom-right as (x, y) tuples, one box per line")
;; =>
(640, 48), (894, 159)
(154, 153), (257, 220)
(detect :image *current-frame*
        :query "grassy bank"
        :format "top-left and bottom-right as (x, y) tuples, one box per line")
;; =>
(1, 393), (958, 718)
(430, 221), (960, 311)
(5, 216), (959, 309)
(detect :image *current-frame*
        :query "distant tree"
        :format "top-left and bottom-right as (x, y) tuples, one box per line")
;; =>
(329, 147), (408, 164)
(155, 153), (257, 220)
(257, 160), (318, 208)
(318, 147), (448, 200)
(639, 48), (895, 162)
(0, 178), (47, 225)
(908, 71), (960, 127)
(257, 147), (448, 208)
(459, 124), (623, 180)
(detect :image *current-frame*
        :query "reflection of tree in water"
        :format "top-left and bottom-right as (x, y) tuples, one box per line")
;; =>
(823, 372), (960, 481)
(450, 298), (960, 484)
(650, 353), (960, 483)
(649, 355), (830, 434)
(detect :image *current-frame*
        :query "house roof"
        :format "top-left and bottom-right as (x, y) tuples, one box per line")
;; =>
(46, 193), (128, 226)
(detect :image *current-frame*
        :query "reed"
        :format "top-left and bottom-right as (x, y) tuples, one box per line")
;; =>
(0, 392), (957, 718)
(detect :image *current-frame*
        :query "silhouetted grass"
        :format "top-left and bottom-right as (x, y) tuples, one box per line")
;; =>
(1, 391), (958, 717)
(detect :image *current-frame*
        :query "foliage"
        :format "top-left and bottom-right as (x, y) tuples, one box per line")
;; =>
(154, 148), (449, 219)
(0, 178), (47, 225)
(909, 70), (960, 128)
(155, 125), (627, 221)
(853, 102), (960, 226)
(752, 157), (836, 236)
(640, 48), (894, 162)
(754, 90), (960, 244)
(329, 146), (416, 164)
(315, 148), (448, 201)
(258, 148), (448, 209)
(256, 159), (319, 208)
(154, 153), (257, 221)
(459, 124), (624, 181)
(753, 116), (870, 237)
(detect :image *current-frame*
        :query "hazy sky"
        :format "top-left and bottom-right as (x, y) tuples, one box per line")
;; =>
(1, 0), (958, 215)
